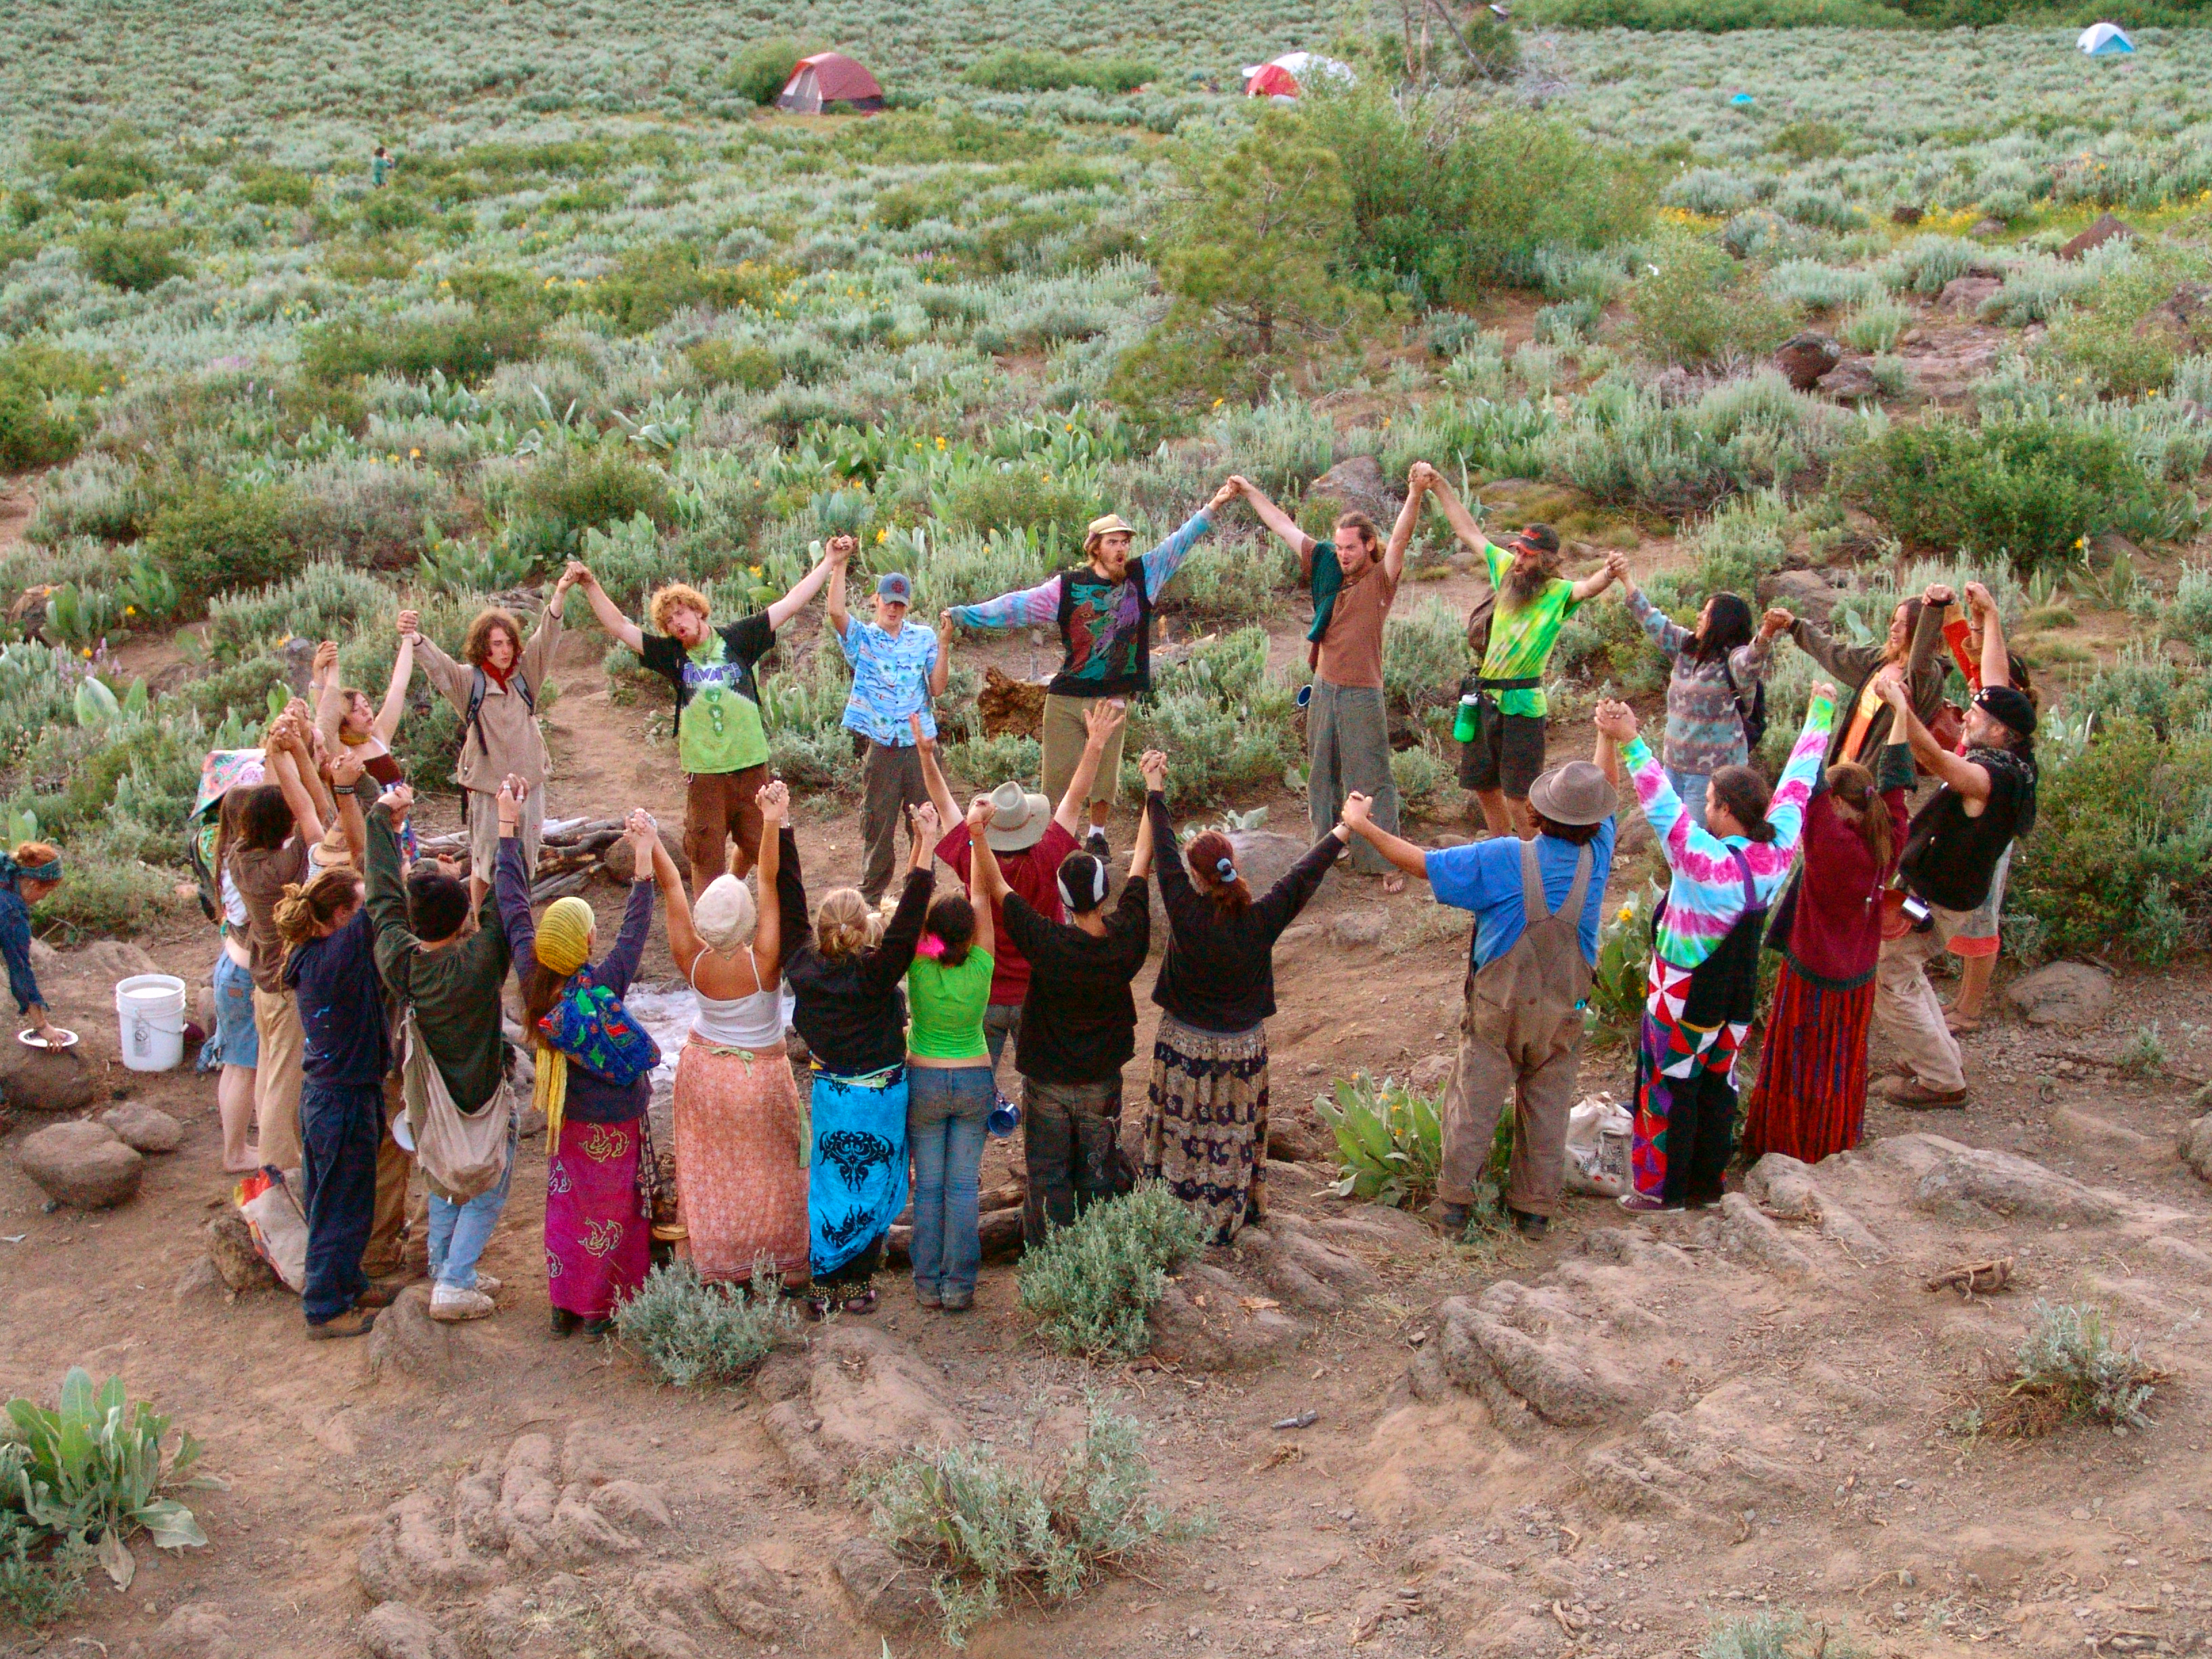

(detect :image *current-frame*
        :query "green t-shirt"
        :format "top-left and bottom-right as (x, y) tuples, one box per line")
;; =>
(639, 615), (775, 775)
(906, 947), (994, 1061)
(1480, 542), (1582, 718)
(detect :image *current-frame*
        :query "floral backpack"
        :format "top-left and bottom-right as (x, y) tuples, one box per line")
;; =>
(537, 968), (661, 1084)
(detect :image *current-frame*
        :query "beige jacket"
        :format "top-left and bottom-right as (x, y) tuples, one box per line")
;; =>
(413, 610), (560, 793)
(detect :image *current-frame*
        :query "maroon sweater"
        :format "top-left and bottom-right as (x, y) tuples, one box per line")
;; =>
(1776, 744), (1912, 990)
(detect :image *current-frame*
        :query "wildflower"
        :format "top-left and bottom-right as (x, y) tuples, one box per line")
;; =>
(750, 564), (764, 577)
(1617, 903), (1634, 922)
(388, 453), (401, 463)
(876, 529), (888, 544)
(125, 606), (137, 617)
(409, 447), (422, 458)
(935, 436), (945, 449)
(1212, 397), (1224, 409)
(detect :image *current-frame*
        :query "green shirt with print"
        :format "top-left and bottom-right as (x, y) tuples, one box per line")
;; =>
(1479, 541), (1582, 718)
(678, 636), (769, 773)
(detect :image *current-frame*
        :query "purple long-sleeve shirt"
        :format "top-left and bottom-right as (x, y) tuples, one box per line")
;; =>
(946, 511), (1214, 630)
(497, 836), (656, 1124)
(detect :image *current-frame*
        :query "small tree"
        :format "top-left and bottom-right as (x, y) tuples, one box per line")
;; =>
(1109, 117), (1367, 427)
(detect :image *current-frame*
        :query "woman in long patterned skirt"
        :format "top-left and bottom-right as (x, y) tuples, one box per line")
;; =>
(655, 783), (808, 1284)
(782, 802), (937, 1316)
(497, 787), (662, 1336)
(1743, 737), (1912, 1164)
(1135, 750), (1347, 1244)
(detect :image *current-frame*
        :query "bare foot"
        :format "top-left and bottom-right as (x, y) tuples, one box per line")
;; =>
(1944, 1010), (1981, 1036)
(1382, 873), (1406, 895)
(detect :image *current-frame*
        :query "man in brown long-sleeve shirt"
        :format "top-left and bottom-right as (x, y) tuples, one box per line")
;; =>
(1765, 582), (1952, 768)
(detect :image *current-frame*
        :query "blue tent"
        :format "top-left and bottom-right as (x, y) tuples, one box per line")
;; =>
(2078, 22), (2134, 55)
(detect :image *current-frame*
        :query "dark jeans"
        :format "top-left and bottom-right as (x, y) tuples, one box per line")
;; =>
(1021, 1076), (1122, 1246)
(299, 1078), (383, 1324)
(984, 1004), (1021, 1089)
(858, 739), (928, 904)
(907, 1065), (994, 1300)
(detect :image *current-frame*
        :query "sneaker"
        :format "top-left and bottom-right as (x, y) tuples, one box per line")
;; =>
(307, 1307), (377, 1340)
(1617, 1192), (1684, 1214)
(1509, 1208), (1550, 1239)
(914, 1283), (942, 1310)
(470, 1274), (501, 1296)
(941, 1290), (973, 1313)
(1883, 1076), (1969, 1109)
(428, 1284), (497, 1323)
(1085, 828), (1110, 859)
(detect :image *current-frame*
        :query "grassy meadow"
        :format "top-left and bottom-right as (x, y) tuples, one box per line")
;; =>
(2, 0), (2211, 959)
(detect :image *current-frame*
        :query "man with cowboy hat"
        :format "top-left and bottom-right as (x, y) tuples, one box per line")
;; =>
(1421, 471), (1624, 838)
(910, 700), (1128, 1091)
(1340, 723), (1620, 1237)
(945, 479), (1241, 857)
(1867, 665), (2039, 1109)
(830, 561), (951, 905)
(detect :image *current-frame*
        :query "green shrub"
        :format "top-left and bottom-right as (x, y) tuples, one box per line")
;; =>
(1994, 1301), (2161, 1433)
(24, 825), (181, 938)
(1016, 1182), (1208, 1359)
(301, 310), (540, 384)
(1631, 232), (1797, 366)
(2041, 248), (2211, 399)
(853, 1397), (1207, 1649)
(0, 349), (92, 472)
(724, 38), (817, 105)
(685, 338), (781, 391)
(77, 228), (189, 291)
(1382, 596), (1468, 720)
(1521, 0), (1905, 22)
(236, 165), (313, 208)
(1542, 373), (1850, 518)
(1587, 879), (1664, 1042)
(1843, 416), (2167, 569)
(2011, 716), (2212, 964)
(1317, 1073), (1444, 1208)
(517, 445), (675, 547)
(0, 1509), (87, 1628)
(1701, 1611), (1867, 1659)
(1122, 627), (1300, 808)
(140, 480), (304, 609)
(934, 463), (1105, 541)
(962, 48), (1157, 94)
(613, 1261), (796, 1387)
(588, 245), (784, 334)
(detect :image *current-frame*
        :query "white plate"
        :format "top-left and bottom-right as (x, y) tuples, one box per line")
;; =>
(18, 1027), (79, 1050)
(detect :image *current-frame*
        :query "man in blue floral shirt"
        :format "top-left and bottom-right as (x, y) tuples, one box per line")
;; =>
(831, 566), (951, 902)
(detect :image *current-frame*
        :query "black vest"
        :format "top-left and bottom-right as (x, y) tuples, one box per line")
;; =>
(1049, 564), (1153, 697)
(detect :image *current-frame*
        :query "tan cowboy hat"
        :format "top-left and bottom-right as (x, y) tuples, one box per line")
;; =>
(984, 779), (1052, 852)
(1084, 513), (1135, 543)
(1527, 760), (1615, 826)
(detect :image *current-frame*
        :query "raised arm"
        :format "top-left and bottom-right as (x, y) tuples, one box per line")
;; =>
(1126, 765), (1158, 880)
(327, 747), (369, 869)
(567, 564), (646, 653)
(1422, 470), (1490, 559)
(652, 834), (702, 976)
(1139, 755), (1202, 930)
(1593, 716), (1623, 790)
(1253, 818), (1349, 942)
(403, 618), (470, 715)
(1137, 481), (1236, 601)
(492, 777), (538, 973)
(1764, 684), (1838, 858)
(312, 640), (346, 754)
(963, 796), (998, 961)
(909, 712), (958, 833)
(1597, 700), (1689, 871)
(594, 811), (660, 997)
(365, 792), (419, 991)
(1621, 569), (1691, 658)
(1569, 558), (1621, 605)
(264, 713), (327, 847)
(1382, 466), (1429, 583)
(521, 571), (571, 685)
(1965, 580), (2010, 691)
(1341, 792), (1431, 881)
(1231, 474), (1315, 560)
(752, 784), (788, 984)
(928, 612), (951, 701)
(1053, 698), (1128, 836)
(766, 538), (844, 630)
(1875, 667), (1992, 803)
(376, 624), (416, 743)
(861, 806), (938, 994)
(825, 542), (851, 638)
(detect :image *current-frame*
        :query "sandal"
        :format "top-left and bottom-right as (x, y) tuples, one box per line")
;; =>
(1944, 1012), (1982, 1036)
(1382, 874), (1406, 895)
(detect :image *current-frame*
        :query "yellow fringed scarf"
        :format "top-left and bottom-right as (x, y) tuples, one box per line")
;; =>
(531, 897), (594, 1147)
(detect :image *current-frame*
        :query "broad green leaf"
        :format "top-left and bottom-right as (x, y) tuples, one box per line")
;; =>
(132, 1498), (207, 1551)
(74, 677), (122, 729)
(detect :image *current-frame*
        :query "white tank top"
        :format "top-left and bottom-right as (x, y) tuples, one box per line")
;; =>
(688, 949), (789, 1051)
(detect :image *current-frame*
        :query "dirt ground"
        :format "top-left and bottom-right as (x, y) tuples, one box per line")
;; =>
(5, 579), (2212, 1659)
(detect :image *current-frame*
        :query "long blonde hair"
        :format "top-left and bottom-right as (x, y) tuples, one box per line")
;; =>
(813, 887), (882, 961)
(273, 867), (363, 959)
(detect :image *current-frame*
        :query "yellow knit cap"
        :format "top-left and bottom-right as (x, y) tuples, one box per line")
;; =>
(535, 897), (594, 975)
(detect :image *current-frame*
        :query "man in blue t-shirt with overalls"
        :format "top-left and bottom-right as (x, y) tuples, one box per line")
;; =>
(1341, 731), (1618, 1238)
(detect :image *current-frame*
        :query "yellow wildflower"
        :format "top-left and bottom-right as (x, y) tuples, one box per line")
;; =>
(750, 564), (764, 577)
(409, 447), (422, 459)
(1617, 903), (1634, 922)
(1212, 397), (1224, 409)
(935, 436), (945, 449)
(876, 528), (888, 543)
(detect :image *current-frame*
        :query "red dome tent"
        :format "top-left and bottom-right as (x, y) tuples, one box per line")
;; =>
(775, 52), (886, 115)
(1243, 62), (1300, 98)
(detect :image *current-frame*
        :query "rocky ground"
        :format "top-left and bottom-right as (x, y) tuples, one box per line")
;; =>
(5, 573), (2212, 1659)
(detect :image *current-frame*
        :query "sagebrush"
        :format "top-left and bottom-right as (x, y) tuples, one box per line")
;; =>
(1015, 1183), (1207, 1359)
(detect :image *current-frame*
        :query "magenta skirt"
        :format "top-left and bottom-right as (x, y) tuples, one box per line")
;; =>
(545, 1117), (651, 1317)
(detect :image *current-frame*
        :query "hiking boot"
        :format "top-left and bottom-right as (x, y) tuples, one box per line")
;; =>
(354, 1284), (400, 1311)
(1085, 828), (1110, 859)
(941, 1290), (974, 1313)
(581, 1316), (617, 1337)
(1437, 1201), (1471, 1233)
(428, 1284), (497, 1323)
(1883, 1075), (1968, 1109)
(914, 1282), (942, 1310)
(550, 1308), (581, 1338)
(1510, 1208), (1549, 1239)
(307, 1307), (377, 1341)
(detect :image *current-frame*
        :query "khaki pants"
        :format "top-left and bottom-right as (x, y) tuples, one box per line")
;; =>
(251, 987), (305, 1172)
(684, 762), (771, 884)
(858, 741), (928, 904)
(1438, 1014), (1583, 1216)
(1309, 680), (1397, 876)
(1041, 693), (1126, 815)
(467, 785), (541, 884)
(1874, 903), (1969, 1094)
(362, 1073), (417, 1278)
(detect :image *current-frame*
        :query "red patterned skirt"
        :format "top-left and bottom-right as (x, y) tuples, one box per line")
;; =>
(545, 1117), (651, 1317)
(1743, 962), (1874, 1166)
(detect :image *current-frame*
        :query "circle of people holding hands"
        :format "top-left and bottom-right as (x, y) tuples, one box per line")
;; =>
(120, 460), (2033, 1340)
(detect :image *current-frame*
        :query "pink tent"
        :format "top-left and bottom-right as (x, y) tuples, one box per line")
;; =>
(1244, 63), (1300, 98)
(775, 52), (885, 114)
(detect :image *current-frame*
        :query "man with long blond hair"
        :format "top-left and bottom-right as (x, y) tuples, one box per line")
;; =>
(405, 569), (573, 905)
(568, 541), (840, 894)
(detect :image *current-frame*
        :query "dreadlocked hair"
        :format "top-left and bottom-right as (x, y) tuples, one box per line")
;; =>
(273, 867), (363, 958)
(814, 888), (882, 961)
(1822, 761), (1893, 875)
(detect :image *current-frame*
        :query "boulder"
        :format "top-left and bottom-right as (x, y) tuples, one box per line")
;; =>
(1147, 1261), (1307, 1371)
(102, 1101), (184, 1153)
(146, 1601), (238, 1659)
(599, 836), (689, 885)
(1968, 217), (2007, 239)
(358, 1603), (460, 1659)
(17, 1120), (143, 1208)
(1755, 568), (1847, 625)
(1890, 203), (1924, 226)
(0, 1040), (98, 1113)
(2139, 283), (2212, 356)
(1936, 275), (2003, 316)
(1307, 453), (1404, 522)
(1329, 908), (1389, 949)
(1224, 829), (1313, 895)
(1717, 1193), (1817, 1284)
(78, 939), (159, 982)
(2180, 1113), (2212, 1186)
(367, 1285), (454, 1383)
(1816, 358), (1882, 402)
(1772, 332), (1841, 392)
(2004, 961), (2112, 1028)
(171, 1256), (226, 1303)
(1912, 1146), (2121, 1227)
(834, 1536), (939, 1636)
(977, 664), (1048, 741)
(756, 1325), (964, 1493)
(2059, 211), (2132, 262)
(206, 1212), (277, 1292)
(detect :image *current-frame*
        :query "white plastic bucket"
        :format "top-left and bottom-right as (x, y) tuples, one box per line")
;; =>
(115, 973), (188, 1073)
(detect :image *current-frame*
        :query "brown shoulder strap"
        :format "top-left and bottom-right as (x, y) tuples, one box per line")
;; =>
(1517, 836), (1550, 920)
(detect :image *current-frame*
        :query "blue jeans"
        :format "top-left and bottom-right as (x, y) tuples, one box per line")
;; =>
(201, 952), (259, 1072)
(1666, 766), (1711, 836)
(427, 1113), (518, 1292)
(907, 1065), (994, 1300)
(984, 1004), (1021, 1089)
(299, 1080), (382, 1324)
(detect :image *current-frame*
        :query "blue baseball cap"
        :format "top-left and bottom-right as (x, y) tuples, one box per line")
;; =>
(876, 573), (912, 603)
